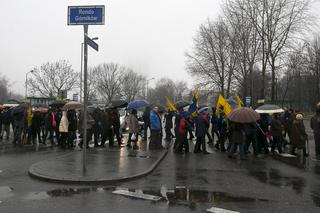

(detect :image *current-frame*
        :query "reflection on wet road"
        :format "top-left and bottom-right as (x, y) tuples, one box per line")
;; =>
(249, 168), (306, 194)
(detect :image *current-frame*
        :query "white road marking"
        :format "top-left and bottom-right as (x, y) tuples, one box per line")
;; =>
(112, 189), (162, 201)
(207, 206), (240, 213)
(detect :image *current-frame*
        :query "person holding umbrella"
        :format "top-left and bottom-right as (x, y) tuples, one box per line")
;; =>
(227, 107), (260, 159)
(126, 109), (139, 149)
(31, 111), (42, 145)
(228, 122), (245, 159)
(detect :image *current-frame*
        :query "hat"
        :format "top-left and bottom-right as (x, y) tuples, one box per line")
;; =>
(296, 114), (303, 120)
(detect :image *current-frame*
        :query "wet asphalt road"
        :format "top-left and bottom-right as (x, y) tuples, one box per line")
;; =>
(0, 124), (320, 213)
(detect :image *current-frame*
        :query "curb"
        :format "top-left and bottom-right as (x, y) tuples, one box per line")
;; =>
(28, 148), (169, 184)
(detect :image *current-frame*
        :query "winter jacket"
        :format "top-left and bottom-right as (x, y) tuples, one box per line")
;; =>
(59, 111), (69, 133)
(195, 115), (208, 137)
(270, 117), (283, 137)
(67, 110), (78, 132)
(311, 113), (320, 134)
(230, 123), (245, 144)
(289, 120), (308, 148)
(150, 110), (161, 131)
(128, 114), (139, 134)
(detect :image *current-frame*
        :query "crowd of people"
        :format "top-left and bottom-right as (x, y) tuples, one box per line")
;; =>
(1, 102), (320, 160)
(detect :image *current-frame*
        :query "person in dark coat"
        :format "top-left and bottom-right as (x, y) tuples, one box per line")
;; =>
(173, 111), (182, 150)
(256, 114), (270, 154)
(67, 110), (77, 148)
(31, 111), (42, 145)
(142, 106), (151, 140)
(216, 108), (227, 152)
(194, 113), (210, 154)
(13, 110), (26, 146)
(209, 108), (220, 145)
(281, 108), (294, 140)
(290, 114), (308, 156)
(174, 111), (189, 153)
(164, 110), (174, 140)
(228, 122), (245, 159)
(311, 103), (320, 158)
(270, 113), (283, 154)
(92, 108), (103, 147)
(111, 108), (123, 146)
(78, 110), (94, 149)
(43, 110), (54, 145)
(244, 123), (258, 156)
(101, 109), (113, 147)
(54, 109), (62, 146)
(1, 108), (12, 140)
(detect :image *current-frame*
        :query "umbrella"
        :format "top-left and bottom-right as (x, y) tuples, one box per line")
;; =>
(12, 103), (29, 115)
(175, 100), (190, 109)
(198, 106), (209, 113)
(62, 101), (82, 110)
(32, 103), (48, 108)
(127, 100), (149, 110)
(255, 104), (284, 114)
(49, 100), (67, 108)
(32, 107), (48, 113)
(228, 107), (260, 123)
(108, 100), (128, 108)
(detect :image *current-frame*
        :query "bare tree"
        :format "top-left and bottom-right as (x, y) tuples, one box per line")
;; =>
(121, 69), (146, 102)
(28, 60), (79, 98)
(186, 19), (237, 98)
(95, 63), (125, 104)
(224, 0), (261, 99)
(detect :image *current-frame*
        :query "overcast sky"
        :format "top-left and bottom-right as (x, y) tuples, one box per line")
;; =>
(0, 0), (319, 97)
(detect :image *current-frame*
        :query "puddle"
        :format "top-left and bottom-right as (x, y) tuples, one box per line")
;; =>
(0, 186), (13, 200)
(24, 192), (50, 200)
(249, 168), (306, 194)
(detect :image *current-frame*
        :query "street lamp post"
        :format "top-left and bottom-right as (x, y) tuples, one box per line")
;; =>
(80, 37), (98, 103)
(146, 77), (155, 99)
(25, 70), (34, 99)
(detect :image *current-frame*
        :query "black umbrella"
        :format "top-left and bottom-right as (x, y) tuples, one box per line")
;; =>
(108, 100), (128, 108)
(175, 100), (190, 109)
(49, 100), (67, 108)
(12, 103), (28, 115)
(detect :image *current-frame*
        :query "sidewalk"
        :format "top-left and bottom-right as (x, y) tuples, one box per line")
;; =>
(28, 144), (168, 184)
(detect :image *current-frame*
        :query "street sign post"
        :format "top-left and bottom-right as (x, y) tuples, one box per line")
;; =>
(245, 96), (252, 107)
(86, 36), (99, 51)
(68, 5), (105, 25)
(68, 5), (104, 173)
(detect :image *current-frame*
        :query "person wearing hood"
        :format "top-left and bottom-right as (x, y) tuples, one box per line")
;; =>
(290, 114), (308, 157)
(311, 103), (320, 158)
(174, 111), (190, 153)
(59, 110), (69, 148)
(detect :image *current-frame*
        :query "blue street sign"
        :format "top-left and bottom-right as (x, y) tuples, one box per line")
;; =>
(245, 96), (252, 107)
(68, 5), (105, 25)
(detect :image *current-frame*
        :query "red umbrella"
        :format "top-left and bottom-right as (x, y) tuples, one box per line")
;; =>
(228, 107), (260, 123)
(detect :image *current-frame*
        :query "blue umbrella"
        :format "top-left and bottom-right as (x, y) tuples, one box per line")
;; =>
(127, 100), (149, 110)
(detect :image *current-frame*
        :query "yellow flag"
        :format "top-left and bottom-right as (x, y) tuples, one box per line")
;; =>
(216, 95), (232, 115)
(236, 95), (244, 107)
(165, 96), (177, 112)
